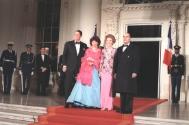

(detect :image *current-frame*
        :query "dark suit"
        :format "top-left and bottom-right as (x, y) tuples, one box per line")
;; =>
(0, 49), (17, 94)
(170, 54), (185, 103)
(19, 52), (35, 94)
(62, 40), (87, 102)
(113, 43), (140, 114)
(35, 54), (51, 96)
(58, 55), (65, 96)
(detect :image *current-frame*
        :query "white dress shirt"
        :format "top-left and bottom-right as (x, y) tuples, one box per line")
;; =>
(122, 42), (130, 52)
(41, 54), (45, 61)
(75, 42), (80, 55)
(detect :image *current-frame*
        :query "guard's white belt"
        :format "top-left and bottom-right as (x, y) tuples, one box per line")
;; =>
(3, 59), (15, 63)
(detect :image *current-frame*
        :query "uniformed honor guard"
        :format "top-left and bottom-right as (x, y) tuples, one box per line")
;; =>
(169, 45), (185, 104)
(19, 44), (35, 95)
(0, 42), (17, 94)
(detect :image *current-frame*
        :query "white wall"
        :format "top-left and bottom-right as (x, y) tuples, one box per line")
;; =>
(0, 0), (37, 58)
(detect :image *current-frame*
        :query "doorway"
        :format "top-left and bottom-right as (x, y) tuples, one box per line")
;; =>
(133, 42), (159, 98)
(127, 25), (161, 98)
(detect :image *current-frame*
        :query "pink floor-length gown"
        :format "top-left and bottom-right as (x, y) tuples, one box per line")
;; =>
(100, 48), (116, 110)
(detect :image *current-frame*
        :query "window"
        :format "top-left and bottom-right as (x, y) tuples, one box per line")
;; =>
(36, 0), (61, 72)
(36, 0), (61, 55)
(123, 0), (165, 4)
(128, 25), (161, 38)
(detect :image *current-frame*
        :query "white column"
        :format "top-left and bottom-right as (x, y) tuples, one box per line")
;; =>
(58, 0), (81, 56)
(79, 0), (101, 45)
(177, 21), (186, 54)
(177, 5), (187, 102)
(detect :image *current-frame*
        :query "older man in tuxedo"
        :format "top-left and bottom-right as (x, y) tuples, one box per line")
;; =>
(62, 30), (87, 107)
(35, 47), (51, 96)
(113, 33), (140, 124)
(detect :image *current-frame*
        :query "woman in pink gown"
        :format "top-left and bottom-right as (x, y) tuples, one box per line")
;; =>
(100, 34), (116, 111)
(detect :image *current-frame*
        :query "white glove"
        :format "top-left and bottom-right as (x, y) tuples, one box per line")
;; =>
(182, 75), (184, 80)
(132, 73), (137, 78)
(0, 67), (3, 71)
(58, 72), (60, 76)
(19, 70), (22, 75)
(14, 68), (16, 72)
(31, 72), (34, 76)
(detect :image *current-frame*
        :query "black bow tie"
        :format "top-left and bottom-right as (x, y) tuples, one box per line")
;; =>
(123, 44), (128, 47)
(75, 42), (80, 44)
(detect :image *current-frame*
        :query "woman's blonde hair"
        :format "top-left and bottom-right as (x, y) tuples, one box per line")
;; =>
(104, 34), (116, 44)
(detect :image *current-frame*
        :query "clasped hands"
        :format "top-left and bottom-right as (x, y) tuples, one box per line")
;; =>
(87, 57), (94, 66)
(41, 67), (47, 72)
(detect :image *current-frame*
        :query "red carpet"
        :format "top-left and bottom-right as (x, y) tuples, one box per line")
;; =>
(30, 98), (167, 125)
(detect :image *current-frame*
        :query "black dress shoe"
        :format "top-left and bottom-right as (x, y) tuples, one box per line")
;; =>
(64, 103), (69, 108)
(172, 100), (177, 104)
(116, 109), (121, 113)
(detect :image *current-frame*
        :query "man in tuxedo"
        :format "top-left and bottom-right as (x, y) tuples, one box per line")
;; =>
(113, 33), (140, 124)
(0, 42), (17, 95)
(62, 30), (87, 107)
(169, 45), (185, 104)
(19, 44), (35, 95)
(35, 47), (51, 96)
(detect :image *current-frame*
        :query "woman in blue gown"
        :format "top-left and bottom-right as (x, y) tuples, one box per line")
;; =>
(67, 36), (101, 108)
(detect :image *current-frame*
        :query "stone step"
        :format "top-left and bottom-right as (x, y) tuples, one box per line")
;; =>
(0, 117), (30, 125)
(0, 103), (47, 114)
(0, 110), (36, 122)
(0, 103), (46, 124)
(135, 116), (189, 125)
(0, 108), (42, 121)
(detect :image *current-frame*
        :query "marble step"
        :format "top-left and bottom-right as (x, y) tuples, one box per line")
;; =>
(0, 109), (39, 122)
(0, 117), (30, 125)
(0, 103), (47, 114)
(135, 116), (189, 125)
(0, 103), (46, 124)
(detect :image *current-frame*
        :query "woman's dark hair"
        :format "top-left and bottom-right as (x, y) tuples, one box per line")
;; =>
(90, 36), (101, 46)
(75, 30), (82, 36)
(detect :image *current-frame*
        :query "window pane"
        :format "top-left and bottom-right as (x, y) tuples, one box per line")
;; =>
(128, 25), (161, 38)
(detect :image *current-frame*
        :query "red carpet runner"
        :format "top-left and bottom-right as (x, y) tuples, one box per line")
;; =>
(30, 98), (166, 125)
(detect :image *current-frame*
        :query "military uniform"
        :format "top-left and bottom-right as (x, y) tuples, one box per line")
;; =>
(19, 44), (35, 95)
(170, 45), (185, 103)
(0, 42), (17, 94)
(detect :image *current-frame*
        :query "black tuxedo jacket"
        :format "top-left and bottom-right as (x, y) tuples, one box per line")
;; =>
(62, 40), (87, 74)
(35, 54), (51, 73)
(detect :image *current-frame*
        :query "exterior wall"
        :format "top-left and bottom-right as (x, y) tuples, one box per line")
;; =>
(0, 0), (37, 57)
